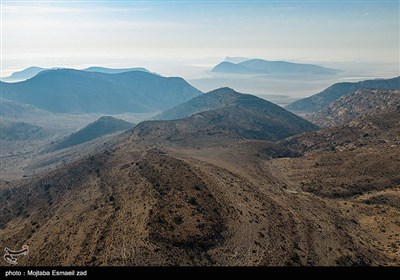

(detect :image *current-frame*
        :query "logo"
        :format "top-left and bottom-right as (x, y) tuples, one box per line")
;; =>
(4, 245), (29, 265)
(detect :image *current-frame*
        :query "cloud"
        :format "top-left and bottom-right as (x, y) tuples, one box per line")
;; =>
(2, 3), (150, 15)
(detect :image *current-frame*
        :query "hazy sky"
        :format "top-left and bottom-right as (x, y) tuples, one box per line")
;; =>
(1, 0), (399, 77)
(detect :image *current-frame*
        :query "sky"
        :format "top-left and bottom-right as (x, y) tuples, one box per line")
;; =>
(1, 0), (399, 77)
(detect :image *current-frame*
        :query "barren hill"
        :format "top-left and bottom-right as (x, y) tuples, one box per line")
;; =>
(153, 87), (243, 120)
(139, 89), (318, 145)
(54, 116), (135, 150)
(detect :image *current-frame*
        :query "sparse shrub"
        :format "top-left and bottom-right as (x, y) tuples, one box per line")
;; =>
(154, 213), (166, 223)
(188, 196), (197, 205)
(173, 215), (183, 225)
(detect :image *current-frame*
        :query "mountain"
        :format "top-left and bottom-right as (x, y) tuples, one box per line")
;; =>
(305, 89), (400, 127)
(54, 116), (135, 150)
(240, 59), (339, 75)
(1, 69), (202, 113)
(153, 87), (243, 120)
(82, 66), (150, 74)
(1, 67), (47, 82)
(212, 62), (266, 74)
(211, 58), (339, 75)
(136, 88), (318, 144)
(0, 121), (47, 141)
(286, 77), (400, 113)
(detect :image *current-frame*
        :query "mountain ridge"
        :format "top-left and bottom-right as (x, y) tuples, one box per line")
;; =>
(304, 89), (400, 127)
(1, 69), (202, 113)
(1, 66), (153, 82)
(286, 76), (400, 113)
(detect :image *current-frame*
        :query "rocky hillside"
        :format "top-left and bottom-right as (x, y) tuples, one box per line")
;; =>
(305, 89), (400, 127)
(286, 77), (399, 113)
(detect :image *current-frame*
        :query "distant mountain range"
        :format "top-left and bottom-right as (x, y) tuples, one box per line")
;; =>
(305, 89), (400, 127)
(1, 67), (49, 82)
(82, 66), (151, 74)
(1, 69), (202, 113)
(135, 87), (318, 144)
(286, 76), (400, 113)
(212, 58), (339, 75)
(54, 116), (135, 150)
(213, 62), (265, 74)
(1, 66), (152, 82)
(223, 56), (250, 64)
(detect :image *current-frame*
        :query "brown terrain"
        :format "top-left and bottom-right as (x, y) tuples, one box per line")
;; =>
(0, 89), (399, 266)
